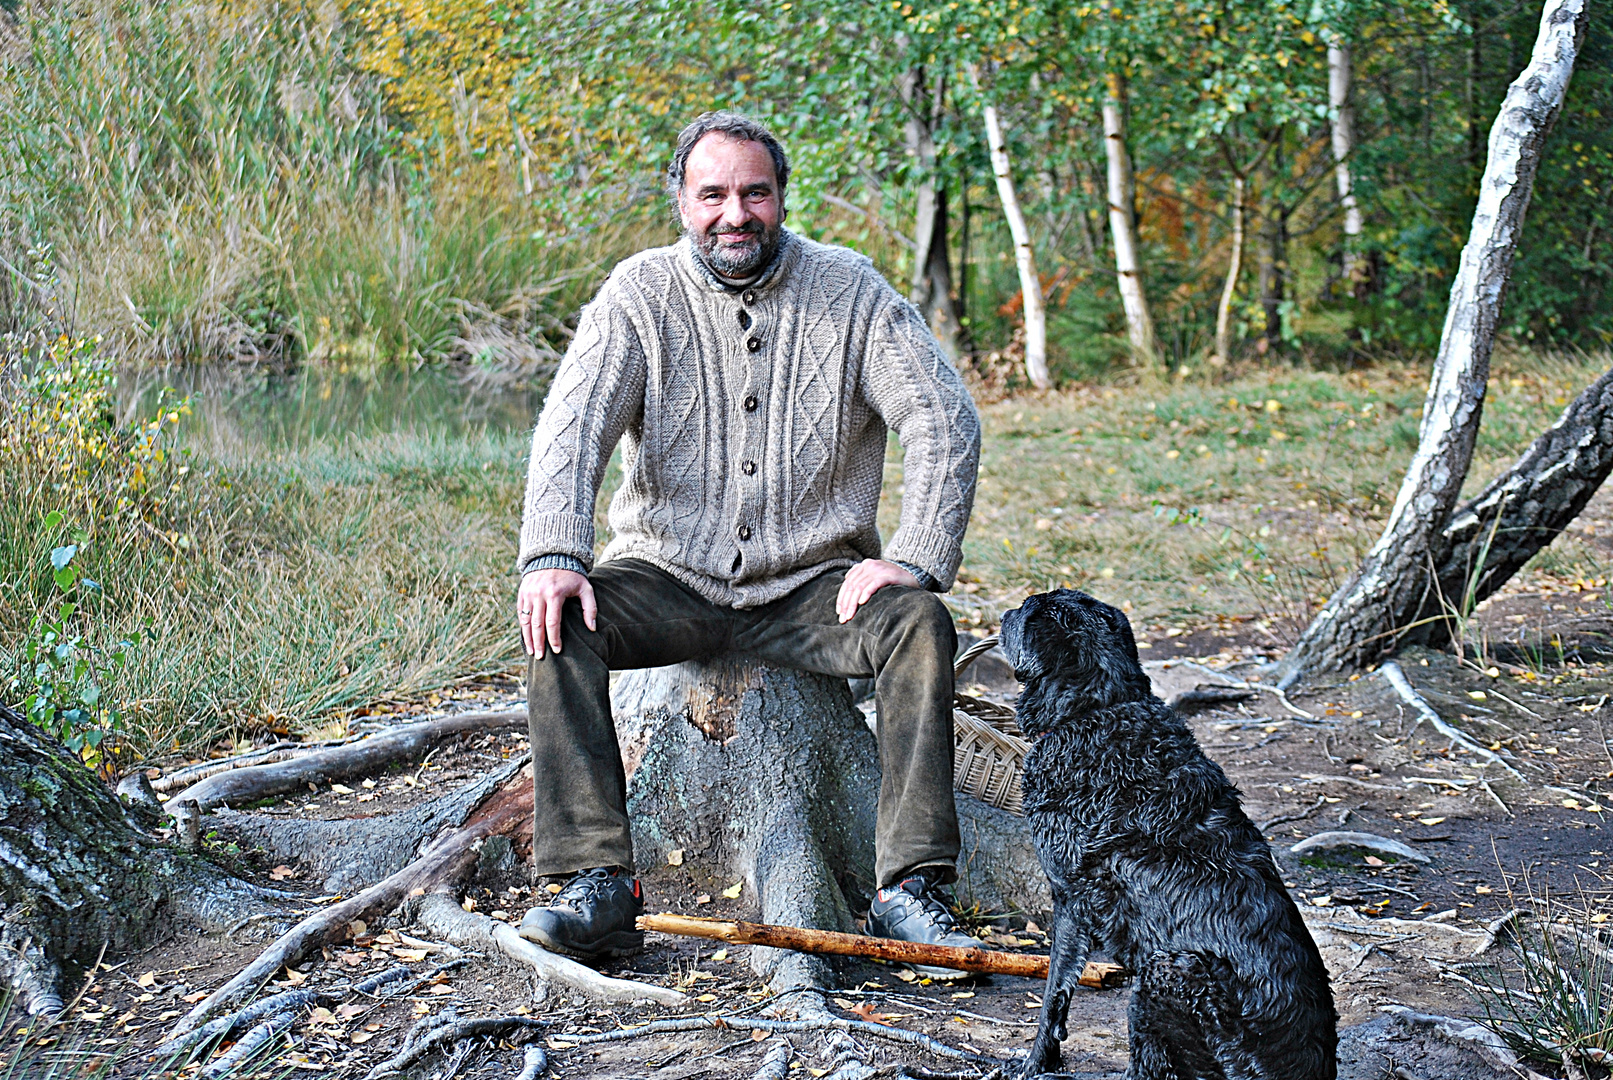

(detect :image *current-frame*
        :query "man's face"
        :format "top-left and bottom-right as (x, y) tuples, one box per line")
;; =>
(678, 133), (783, 279)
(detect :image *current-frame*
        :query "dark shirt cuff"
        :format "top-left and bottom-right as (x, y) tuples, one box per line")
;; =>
(892, 560), (940, 592)
(524, 554), (588, 576)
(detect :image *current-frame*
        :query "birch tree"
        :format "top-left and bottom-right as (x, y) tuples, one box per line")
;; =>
(1328, 41), (1365, 288)
(1279, 0), (1591, 679)
(974, 73), (1050, 389)
(1101, 67), (1158, 364)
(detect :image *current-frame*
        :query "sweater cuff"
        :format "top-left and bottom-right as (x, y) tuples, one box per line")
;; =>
(522, 554), (588, 577)
(885, 526), (963, 592)
(892, 560), (940, 592)
(519, 512), (596, 574)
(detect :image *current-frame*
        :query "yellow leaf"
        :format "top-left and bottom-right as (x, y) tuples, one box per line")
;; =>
(1563, 799), (1582, 810)
(1467, 691), (1487, 701)
(136, 972), (157, 988)
(1418, 816), (1446, 825)
(894, 970), (917, 983)
(1165, 449), (1180, 460)
(722, 882), (743, 899)
(696, 993), (717, 1003)
(711, 949), (728, 962)
(392, 948), (428, 962)
(331, 784), (355, 795)
(282, 967), (308, 985)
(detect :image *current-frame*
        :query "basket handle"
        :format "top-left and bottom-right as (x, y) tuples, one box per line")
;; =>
(953, 634), (1001, 678)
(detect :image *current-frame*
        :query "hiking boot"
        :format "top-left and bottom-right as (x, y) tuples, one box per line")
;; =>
(865, 872), (978, 981)
(517, 866), (644, 960)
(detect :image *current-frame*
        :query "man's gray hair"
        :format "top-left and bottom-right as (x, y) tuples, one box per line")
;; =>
(666, 112), (791, 201)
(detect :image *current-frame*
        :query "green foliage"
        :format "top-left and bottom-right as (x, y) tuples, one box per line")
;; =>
(10, 520), (144, 772)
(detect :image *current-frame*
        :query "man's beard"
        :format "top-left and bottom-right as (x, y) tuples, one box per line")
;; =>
(688, 218), (781, 280)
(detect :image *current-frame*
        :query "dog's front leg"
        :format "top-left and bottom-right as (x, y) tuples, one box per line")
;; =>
(1021, 897), (1093, 1079)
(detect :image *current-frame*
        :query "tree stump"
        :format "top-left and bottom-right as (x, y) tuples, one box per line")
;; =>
(613, 656), (878, 990)
(0, 703), (260, 1014)
(612, 655), (1050, 991)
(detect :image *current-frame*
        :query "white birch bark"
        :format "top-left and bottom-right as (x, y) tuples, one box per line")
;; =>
(982, 98), (1049, 389)
(1214, 175), (1245, 366)
(1281, 0), (1590, 679)
(1328, 42), (1364, 284)
(1102, 70), (1157, 364)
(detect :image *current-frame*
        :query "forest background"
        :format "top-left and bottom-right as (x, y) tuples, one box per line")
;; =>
(1, 0), (1610, 762)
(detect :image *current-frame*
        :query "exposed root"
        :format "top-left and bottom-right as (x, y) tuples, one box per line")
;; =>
(749, 1039), (792, 1080)
(151, 735), (365, 793)
(220, 755), (536, 895)
(413, 893), (685, 1006)
(362, 1011), (546, 1080)
(198, 1009), (294, 1079)
(155, 964), (422, 1061)
(166, 757), (531, 1042)
(0, 933), (66, 1017)
(547, 1015), (1003, 1065)
(165, 709), (527, 815)
(514, 1044), (550, 1080)
(1379, 661), (1524, 780)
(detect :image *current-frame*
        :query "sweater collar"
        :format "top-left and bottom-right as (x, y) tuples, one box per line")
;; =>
(681, 229), (797, 296)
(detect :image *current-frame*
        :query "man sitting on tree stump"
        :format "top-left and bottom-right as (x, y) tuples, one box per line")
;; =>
(513, 112), (982, 973)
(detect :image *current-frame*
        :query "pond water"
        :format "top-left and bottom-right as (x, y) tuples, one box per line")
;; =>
(121, 365), (548, 449)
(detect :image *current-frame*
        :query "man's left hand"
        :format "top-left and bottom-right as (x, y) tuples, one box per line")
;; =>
(837, 559), (921, 623)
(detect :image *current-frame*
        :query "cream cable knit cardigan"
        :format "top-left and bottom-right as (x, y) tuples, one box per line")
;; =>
(518, 230), (981, 609)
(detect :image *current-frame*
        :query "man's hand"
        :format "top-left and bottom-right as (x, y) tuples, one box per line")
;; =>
(836, 559), (921, 624)
(519, 569), (597, 658)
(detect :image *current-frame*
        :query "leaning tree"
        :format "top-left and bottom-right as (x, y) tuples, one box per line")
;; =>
(1277, 0), (1598, 681)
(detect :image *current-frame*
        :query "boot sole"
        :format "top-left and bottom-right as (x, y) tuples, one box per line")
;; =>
(517, 924), (644, 961)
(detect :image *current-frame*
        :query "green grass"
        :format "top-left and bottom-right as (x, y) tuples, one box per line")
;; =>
(880, 350), (1613, 642)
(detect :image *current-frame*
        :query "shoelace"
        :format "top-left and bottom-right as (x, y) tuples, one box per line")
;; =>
(551, 867), (616, 908)
(892, 879), (961, 932)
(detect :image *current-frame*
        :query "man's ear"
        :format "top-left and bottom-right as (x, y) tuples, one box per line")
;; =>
(675, 189), (691, 231)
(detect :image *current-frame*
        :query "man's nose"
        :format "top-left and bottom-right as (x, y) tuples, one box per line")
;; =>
(720, 195), (753, 227)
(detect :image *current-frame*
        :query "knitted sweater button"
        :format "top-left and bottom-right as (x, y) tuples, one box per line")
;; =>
(738, 525), (752, 541)
(741, 460), (757, 475)
(743, 290), (756, 304)
(746, 336), (761, 352)
(743, 395), (758, 412)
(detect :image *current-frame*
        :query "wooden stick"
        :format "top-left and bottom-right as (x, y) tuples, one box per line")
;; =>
(637, 913), (1049, 978)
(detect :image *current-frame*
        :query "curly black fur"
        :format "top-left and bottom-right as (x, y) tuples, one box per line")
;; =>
(1000, 589), (1337, 1080)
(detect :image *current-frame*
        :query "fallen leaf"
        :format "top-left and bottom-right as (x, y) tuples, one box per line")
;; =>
(136, 972), (157, 988)
(951, 992), (974, 999)
(695, 894), (712, 905)
(412, 1002), (430, 1015)
(1417, 817), (1446, 826)
(361, 779), (377, 789)
(269, 865), (296, 881)
(546, 883), (562, 895)
(392, 948), (428, 963)
(751, 1029), (767, 1042)
(426, 983), (454, 996)
(722, 882), (743, 899)
(282, 967), (308, 985)
(490, 910), (511, 921)
(894, 970), (917, 983)
(1363, 856), (1385, 867)
(696, 994), (717, 1003)
(347, 919), (367, 937)
(330, 784), (355, 795)
(336, 1004), (366, 1020)
(667, 849), (684, 867)
(182, 990), (209, 1003)
(1594, 913), (1610, 924)
(849, 1001), (893, 1023)
(1475, 886), (1493, 895)
(461, 896), (477, 912)
(350, 1032), (375, 1045)
(1467, 691), (1487, 701)
(364, 1023), (382, 1031)
(307, 1008), (337, 1025)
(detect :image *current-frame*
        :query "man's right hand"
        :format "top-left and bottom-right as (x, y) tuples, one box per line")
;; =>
(519, 569), (597, 658)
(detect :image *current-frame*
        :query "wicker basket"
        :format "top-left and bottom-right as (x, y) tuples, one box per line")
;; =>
(952, 636), (1027, 814)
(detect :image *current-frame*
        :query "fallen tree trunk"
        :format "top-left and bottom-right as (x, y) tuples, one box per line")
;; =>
(165, 709), (526, 815)
(0, 702), (265, 1015)
(1411, 362), (1613, 647)
(1278, 0), (1590, 679)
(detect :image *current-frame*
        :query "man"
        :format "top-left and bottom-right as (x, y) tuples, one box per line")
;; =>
(514, 112), (982, 972)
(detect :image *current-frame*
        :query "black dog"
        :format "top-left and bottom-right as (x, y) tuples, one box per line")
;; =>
(1000, 589), (1336, 1080)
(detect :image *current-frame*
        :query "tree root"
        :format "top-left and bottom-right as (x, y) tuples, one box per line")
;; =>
(197, 1009), (295, 1079)
(363, 1010), (547, 1080)
(547, 1015), (1003, 1065)
(164, 709), (527, 815)
(150, 735), (366, 794)
(1379, 661), (1525, 780)
(219, 755), (536, 895)
(514, 1044), (550, 1080)
(166, 756), (531, 1042)
(413, 893), (686, 1006)
(750, 1039), (792, 1080)
(156, 964), (426, 1061)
